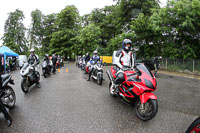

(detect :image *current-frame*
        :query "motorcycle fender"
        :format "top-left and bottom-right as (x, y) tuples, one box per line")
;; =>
(139, 92), (157, 104)
(97, 71), (102, 75)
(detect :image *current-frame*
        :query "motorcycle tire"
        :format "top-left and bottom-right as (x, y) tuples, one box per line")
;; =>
(109, 82), (117, 97)
(97, 74), (103, 85)
(21, 79), (29, 93)
(135, 99), (158, 121)
(2, 86), (16, 109)
(35, 71), (40, 82)
(186, 117), (200, 133)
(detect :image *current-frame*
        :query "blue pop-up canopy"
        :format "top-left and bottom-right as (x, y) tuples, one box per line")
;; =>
(0, 45), (19, 73)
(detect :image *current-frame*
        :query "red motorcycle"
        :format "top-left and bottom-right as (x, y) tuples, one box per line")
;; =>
(56, 60), (60, 69)
(106, 51), (158, 121)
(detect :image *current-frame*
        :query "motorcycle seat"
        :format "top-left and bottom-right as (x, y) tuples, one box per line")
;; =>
(1, 74), (10, 82)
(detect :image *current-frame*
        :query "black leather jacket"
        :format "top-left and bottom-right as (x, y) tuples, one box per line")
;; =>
(28, 54), (40, 65)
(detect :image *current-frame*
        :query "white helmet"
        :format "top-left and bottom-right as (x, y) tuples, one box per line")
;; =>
(30, 48), (35, 52)
(93, 50), (98, 54)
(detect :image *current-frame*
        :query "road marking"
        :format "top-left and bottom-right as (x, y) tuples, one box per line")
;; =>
(58, 68), (60, 72)
(66, 68), (68, 72)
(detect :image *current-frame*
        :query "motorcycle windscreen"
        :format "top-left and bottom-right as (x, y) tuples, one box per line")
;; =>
(136, 64), (154, 78)
(42, 61), (47, 66)
(22, 63), (29, 69)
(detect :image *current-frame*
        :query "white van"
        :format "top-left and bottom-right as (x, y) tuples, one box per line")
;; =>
(18, 55), (27, 69)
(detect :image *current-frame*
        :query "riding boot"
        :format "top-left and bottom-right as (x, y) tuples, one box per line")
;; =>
(87, 70), (92, 81)
(87, 72), (91, 81)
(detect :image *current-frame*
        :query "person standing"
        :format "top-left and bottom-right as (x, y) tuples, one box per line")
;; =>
(51, 54), (57, 74)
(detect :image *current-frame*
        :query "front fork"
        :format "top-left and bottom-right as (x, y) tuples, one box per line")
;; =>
(139, 92), (157, 112)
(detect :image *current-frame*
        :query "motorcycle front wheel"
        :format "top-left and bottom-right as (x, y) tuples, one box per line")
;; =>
(1, 86), (16, 109)
(135, 99), (158, 121)
(186, 117), (200, 133)
(21, 79), (30, 93)
(109, 82), (117, 97)
(97, 74), (103, 85)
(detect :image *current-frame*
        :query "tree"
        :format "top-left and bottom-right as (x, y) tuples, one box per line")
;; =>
(2, 9), (28, 54)
(115, 0), (160, 32)
(150, 0), (200, 59)
(78, 24), (102, 55)
(28, 9), (44, 51)
(42, 13), (57, 54)
(130, 13), (159, 58)
(49, 5), (79, 58)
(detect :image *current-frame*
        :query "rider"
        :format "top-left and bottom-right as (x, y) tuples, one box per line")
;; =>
(111, 39), (133, 93)
(51, 54), (57, 73)
(82, 55), (86, 62)
(43, 54), (50, 73)
(154, 56), (160, 70)
(28, 48), (40, 86)
(57, 55), (61, 68)
(43, 54), (49, 62)
(44, 54), (50, 65)
(87, 50), (101, 81)
(85, 53), (90, 63)
(57, 55), (61, 62)
(28, 48), (40, 66)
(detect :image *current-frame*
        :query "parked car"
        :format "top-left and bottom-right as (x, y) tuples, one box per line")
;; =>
(18, 55), (27, 69)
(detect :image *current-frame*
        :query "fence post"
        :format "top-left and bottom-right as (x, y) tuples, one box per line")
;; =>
(166, 58), (168, 70)
(193, 60), (195, 74)
(174, 59), (175, 66)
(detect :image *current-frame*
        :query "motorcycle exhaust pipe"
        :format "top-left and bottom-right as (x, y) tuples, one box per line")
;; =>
(106, 70), (112, 82)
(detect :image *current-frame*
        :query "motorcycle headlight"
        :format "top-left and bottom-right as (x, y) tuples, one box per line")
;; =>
(144, 79), (155, 89)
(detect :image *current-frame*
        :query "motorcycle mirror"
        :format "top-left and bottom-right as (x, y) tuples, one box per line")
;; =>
(133, 46), (139, 51)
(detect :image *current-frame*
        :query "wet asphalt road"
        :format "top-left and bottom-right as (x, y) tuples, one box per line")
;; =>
(0, 62), (199, 133)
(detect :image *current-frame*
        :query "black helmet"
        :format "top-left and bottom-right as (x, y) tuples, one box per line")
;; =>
(122, 39), (132, 52)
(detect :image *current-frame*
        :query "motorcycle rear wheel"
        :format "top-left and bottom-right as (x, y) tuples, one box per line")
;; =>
(135, 99), (158, 121)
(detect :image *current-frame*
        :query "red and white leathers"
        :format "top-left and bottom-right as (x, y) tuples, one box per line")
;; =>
(114, 49), (133, 73)
(118, 50), (132, 67)
(111, 49), (133, 86)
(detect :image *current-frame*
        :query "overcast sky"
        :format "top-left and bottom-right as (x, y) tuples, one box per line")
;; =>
(0, 0), (167, 44)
